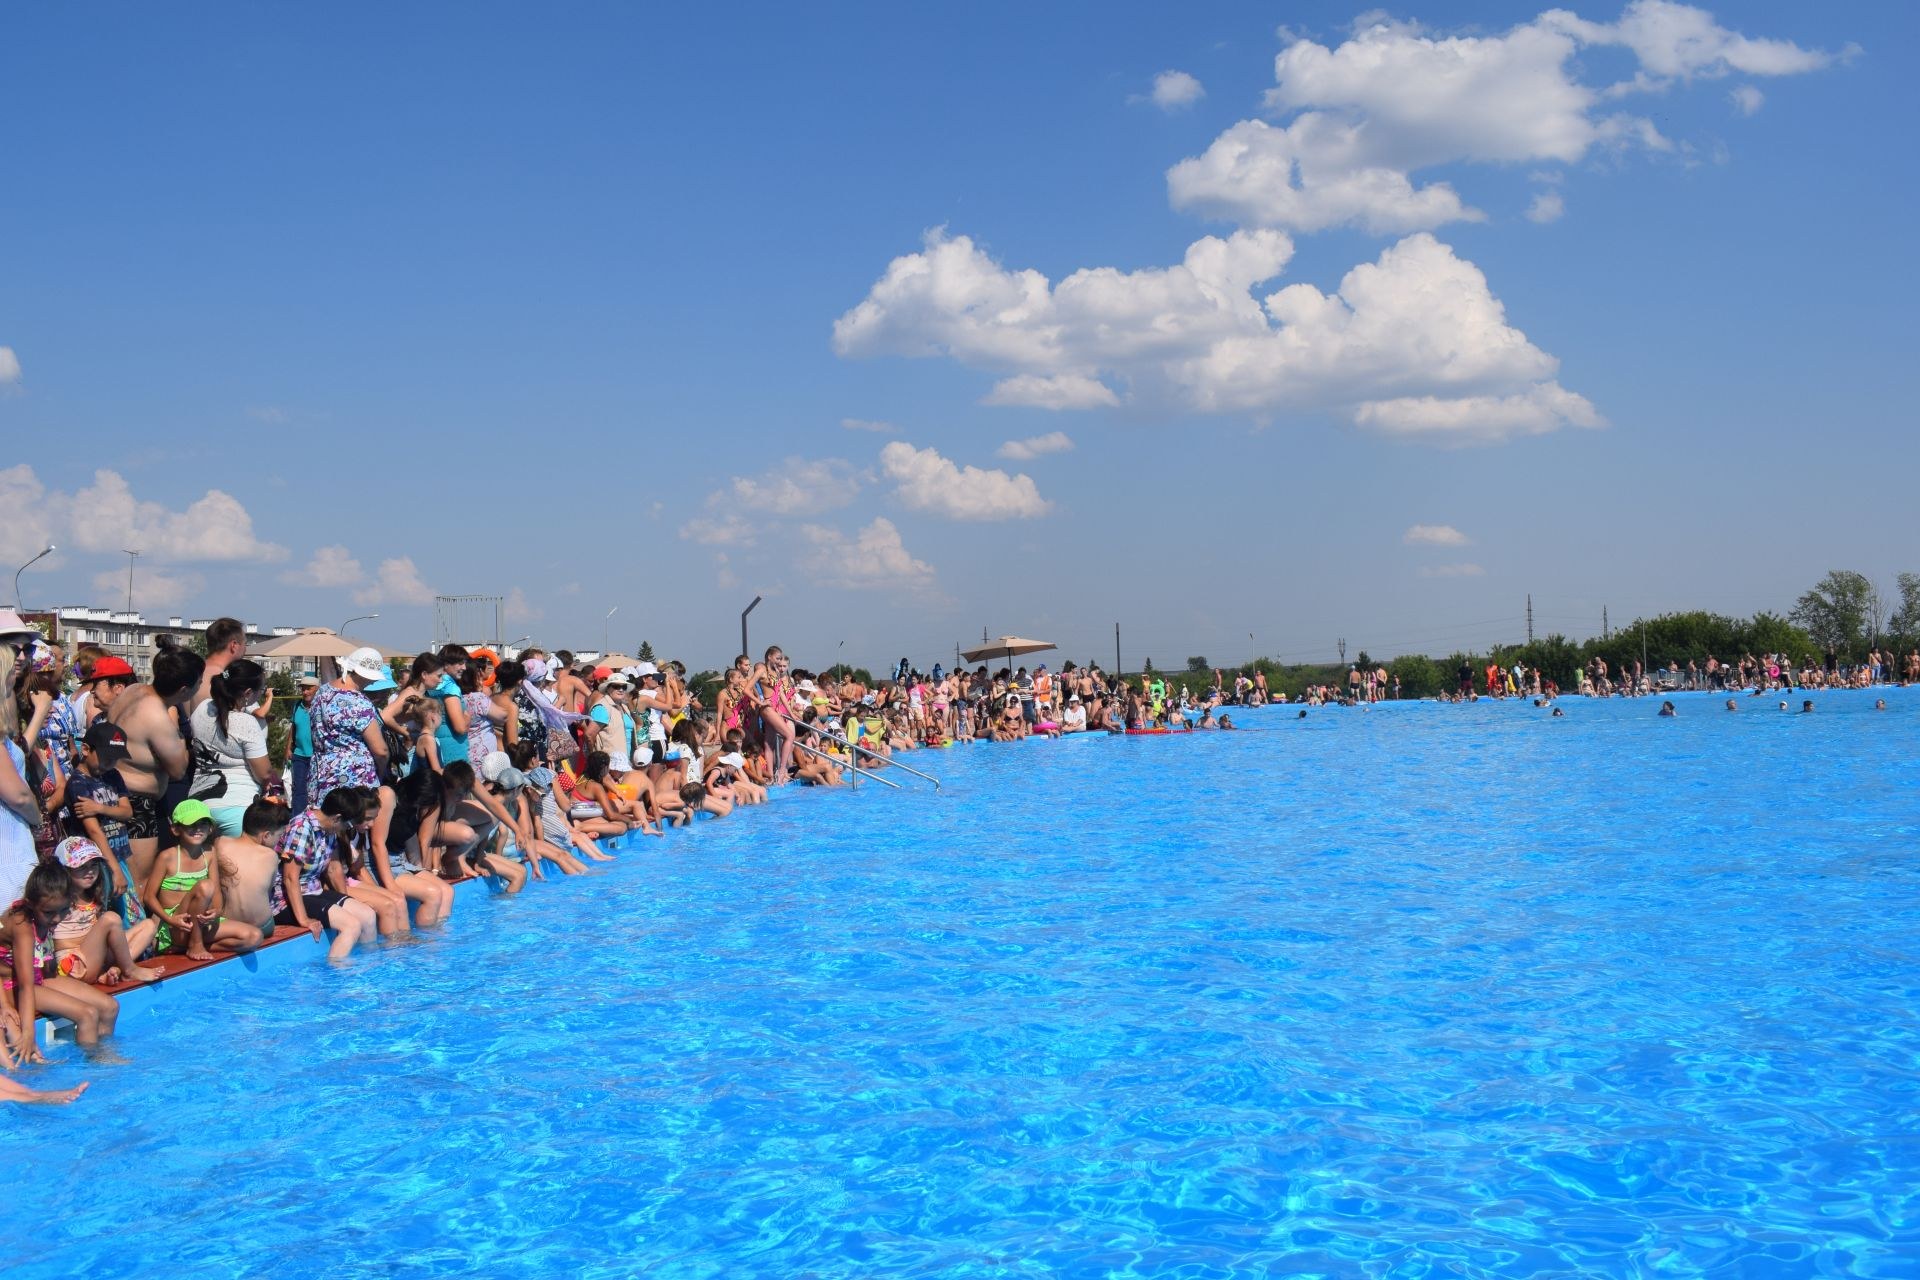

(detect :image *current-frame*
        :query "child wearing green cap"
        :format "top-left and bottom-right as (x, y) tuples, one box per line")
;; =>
(140, 800), (262, 961)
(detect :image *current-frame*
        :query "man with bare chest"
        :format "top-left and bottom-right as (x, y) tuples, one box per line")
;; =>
(90, 657), (188, 885)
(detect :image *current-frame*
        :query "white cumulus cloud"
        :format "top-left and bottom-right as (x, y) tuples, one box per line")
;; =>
(1525, 191), (1566, 223)
(726, 458), (861, 516)
(2, 465), (287, 565)
(353, 557), (435, 606)
(0, 347), (19, 384)
(281, 544), (363, 589)
(1149, 70), (1206, 110)
(983, 374), (1121, 410)
(879, 442), (1051, 521)
(1547, 1), (1843, 81)
(798, 517), (936, 592)
(90, 566), (205, 610)
(505, 587), (541, 623)
(1166, 5), (1840, 235)
(1728, 85), (1764, 116)
(1404, 524), (1470, 547)
(996, 431), (1076, 461)
(678, 514), (757, 547)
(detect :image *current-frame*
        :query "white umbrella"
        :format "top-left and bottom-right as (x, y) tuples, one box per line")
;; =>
(960, 635), (1056, 666)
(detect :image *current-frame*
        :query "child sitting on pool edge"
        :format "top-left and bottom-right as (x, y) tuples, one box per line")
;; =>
(142, 799), (263, 961)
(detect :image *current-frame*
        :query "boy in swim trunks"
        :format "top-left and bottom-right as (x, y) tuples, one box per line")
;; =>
(141, 799), (261, 961)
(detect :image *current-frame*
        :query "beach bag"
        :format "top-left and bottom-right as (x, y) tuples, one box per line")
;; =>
(546, 724), (580, 764)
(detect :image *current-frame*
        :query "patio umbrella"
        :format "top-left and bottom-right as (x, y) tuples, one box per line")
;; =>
(248, 628), (361, 661)
(960, 635), (1056, 666)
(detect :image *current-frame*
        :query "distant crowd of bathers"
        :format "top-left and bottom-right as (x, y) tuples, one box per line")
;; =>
(0, 611), (1265, 1101)
(1437, 647), (1920, 701)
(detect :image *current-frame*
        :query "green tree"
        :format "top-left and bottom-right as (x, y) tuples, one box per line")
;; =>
(263, 669), (297, 767)
(1390, 654), (1444, 697)
(1791, 570), (1873, 658)
(1888, 573), (1920, 647)
(637, 639), (657, 663)
(686, 669), (725, 709)
(1185, 655), (1209, 674)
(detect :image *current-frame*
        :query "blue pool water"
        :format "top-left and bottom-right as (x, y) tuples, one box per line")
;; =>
(5, 691), (1918, 1277)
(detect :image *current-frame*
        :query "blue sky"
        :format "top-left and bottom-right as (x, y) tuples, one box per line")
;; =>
(3, 3), (1912, 673)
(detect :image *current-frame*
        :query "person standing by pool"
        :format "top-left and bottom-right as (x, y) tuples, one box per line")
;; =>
(91, 654), (188, 893)
(188, 658), (276, 837)
(310, 648), (390, 810)
(289, 675), (319, 812)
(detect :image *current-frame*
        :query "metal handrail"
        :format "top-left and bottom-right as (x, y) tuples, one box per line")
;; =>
(795, 738), (902, 789)
(797, 721), (942, 790)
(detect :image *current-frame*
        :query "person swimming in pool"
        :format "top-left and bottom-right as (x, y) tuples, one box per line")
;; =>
(1658, 701), (1676, 717)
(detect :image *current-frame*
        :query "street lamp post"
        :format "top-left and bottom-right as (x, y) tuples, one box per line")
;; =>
(339, 613), (379, 637)
(12, 544), (54, 612)
(740, 595), (762, 661)
(604, 606), (618, 655)
(122, 550), (140, 615)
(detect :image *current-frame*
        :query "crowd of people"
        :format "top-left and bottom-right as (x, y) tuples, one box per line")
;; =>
(0, 613), (1257, 1103)
(1435, 648), (1920, 702)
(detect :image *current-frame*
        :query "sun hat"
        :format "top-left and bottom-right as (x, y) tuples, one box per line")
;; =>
(605, 673), (632, 689)
(364, 675), (398, 693)
(479, 751), (512, 784)
(55, 836), (105, 869)
(88, 655), (136, 680)
(296, 674), (321, 688)
(172, 798), (213, 827)
(718, 751), (746, 768)
(340, 647), (388, 682)
(0, 609), (39, 641)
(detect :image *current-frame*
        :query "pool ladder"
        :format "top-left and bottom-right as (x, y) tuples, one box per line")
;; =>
(795, 723), (942, 791)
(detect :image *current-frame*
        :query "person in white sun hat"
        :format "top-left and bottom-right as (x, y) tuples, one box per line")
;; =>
(310, 647), (392, 809)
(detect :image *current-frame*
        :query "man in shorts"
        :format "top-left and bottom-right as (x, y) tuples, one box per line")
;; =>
(92, 656), (188, 888)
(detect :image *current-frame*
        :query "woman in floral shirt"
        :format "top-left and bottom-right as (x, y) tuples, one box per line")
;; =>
(309, 648), (392, 809)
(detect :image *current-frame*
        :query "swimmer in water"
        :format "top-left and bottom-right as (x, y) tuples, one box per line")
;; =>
(1550, 706), (1565, 717)
(1801, 700), (1814, 713)
(1875, 699), (1887, 710)
(1658, 701), (1676, 717)
(1725, 699), (1738, 712)
(1217, 715), (1234, 730)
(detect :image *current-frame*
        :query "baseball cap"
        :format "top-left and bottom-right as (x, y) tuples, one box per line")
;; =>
(591, 665), (612, 681)
(89, 655), (136, 680)
(84, 721), (130, 757)
(55, 836), (105, 869)
(340, 647), (388, 682)
(633, 661), (660, 679)
(296, 674), (321, 688)
(172, 798), (214, 827)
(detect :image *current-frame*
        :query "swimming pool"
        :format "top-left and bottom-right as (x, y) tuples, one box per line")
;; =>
(5, 690), (1917, 1277)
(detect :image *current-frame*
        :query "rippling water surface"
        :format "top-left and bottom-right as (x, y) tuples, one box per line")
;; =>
(4, 691), (1918, 1277)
